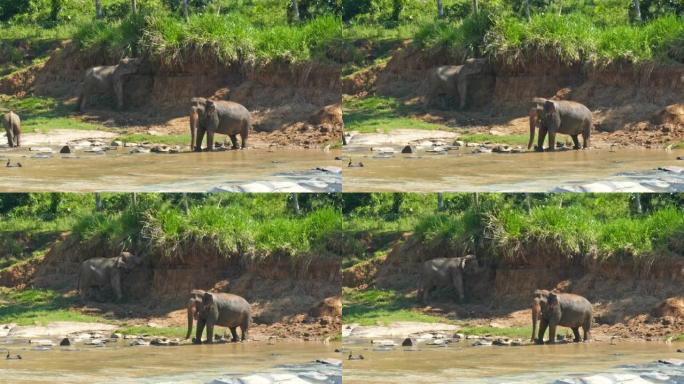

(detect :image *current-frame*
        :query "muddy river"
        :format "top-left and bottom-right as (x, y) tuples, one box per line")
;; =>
(0, 148), (341, 192)
(343, 338), (684, 383)
(342, 147), (684, 192)
(0, 339), (341, 383)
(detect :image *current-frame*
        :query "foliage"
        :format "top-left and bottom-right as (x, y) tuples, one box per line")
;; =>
(343, 288), (451, 325)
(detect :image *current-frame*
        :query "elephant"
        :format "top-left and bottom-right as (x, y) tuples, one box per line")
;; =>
(427, 58), (493, 110)
(77, 252), (142, 301)
(531, 289), (593, 344)
(418, 255), (480, 303)
(77, 57), (141, 112)
(528, 98), (593, 152)
(193, 292), (251, 343)
(189, 97), (251, 152)
(2, 111), (20, 147)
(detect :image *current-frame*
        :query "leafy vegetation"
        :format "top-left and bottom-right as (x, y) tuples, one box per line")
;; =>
(343, 0), (684, 67)
(0, 288), (105, 325)
(0, 0), (343, 66)
(343, 288), (451, 325)
(0, 193), (343, 271)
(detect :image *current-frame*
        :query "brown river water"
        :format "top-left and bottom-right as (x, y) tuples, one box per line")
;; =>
(342, 148), (684, 192)
(0, 340), (341, 383)
(0, 148), (341, 192)
(343, 339), (684, 383)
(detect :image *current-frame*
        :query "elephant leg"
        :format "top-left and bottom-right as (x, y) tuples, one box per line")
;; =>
(548, 322), (557, 344)
(195, 127), (205, 152)
(78, 93), (86, 112)
(205, 322), (214, 344)
(229, 134), (239, 150)
(110, 273), (122, 301)
(229, 327), (239, 342)
(583, 129), (590, 149)
(457, 76), (467, 109)
(206, 131), (215, 152)
(240, 132), (247, 149)
(241, 319), (249, 341)
(6, 131), (13, 147)
(537, 318), (548, 344)
(452, 272), (465, 302)
(113, 77), (124, 110)
(583, 319), (591, 342)
(195, 318), (205, 344)
(13, 129), (19, 147)
(571, 327), (581, 342)
(547, 131), (557, 152)
(537, 127), (547, 152)
(571, 135), (581, 150)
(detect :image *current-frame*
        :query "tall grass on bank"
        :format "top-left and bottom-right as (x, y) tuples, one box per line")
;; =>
(72, 12), (342, 64)
(483, 13), (684, 65)
(413, 203), (684, 266)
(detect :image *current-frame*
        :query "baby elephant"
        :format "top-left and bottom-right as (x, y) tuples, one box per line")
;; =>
(3, 111), (21, 147)
(194, 292), (251, 344)
(531, 289), (593, 344)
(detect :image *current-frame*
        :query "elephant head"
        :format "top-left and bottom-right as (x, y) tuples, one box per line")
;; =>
(203, 100), (220, 151)
(528, 105), (543, 150)
(111, 58), (141, 110)
(531, 289), (554, 342)
(189, 98), (207, 151)
(528, 98), (563, 151)
(460, 254), (480, 274)
(185, 289), (206, 339)
(111, 251), (142, 301)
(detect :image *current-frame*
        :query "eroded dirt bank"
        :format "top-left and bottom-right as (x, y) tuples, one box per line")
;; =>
(1, 233), (342, 341)
(344, 43), (684, 148)
(344, 231), (684, 342)
(2, 43), (343, 148)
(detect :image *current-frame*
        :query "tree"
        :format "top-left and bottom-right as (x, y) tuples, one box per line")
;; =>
(95, 0), (103, 18)
(131, 0), (138, 14)
(291, 0), (300, 22)
(182, 0), (189, 21)
(630, 0), (642, 22)
(50, 0), (63, 23)
(472, 0), (479, 14)
(523, 0), (531, 20)
(437, 0), (444, 17)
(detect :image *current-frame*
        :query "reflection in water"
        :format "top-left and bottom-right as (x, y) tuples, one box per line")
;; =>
(0, 340), (341, 384)
(0, 149), (341, 192)
(343, 338), (684, 383)
(342, 148), (684, 192)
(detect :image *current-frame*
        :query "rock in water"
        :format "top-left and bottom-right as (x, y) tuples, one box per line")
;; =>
(401, 145), (415, 154)
(59, 145), (72, 154)
(59, 338), (70, 346)
(402, 338), (413, 347)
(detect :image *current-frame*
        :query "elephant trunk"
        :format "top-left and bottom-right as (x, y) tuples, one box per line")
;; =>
(186, 300), (195, 339)
(528, 107), (538, 150)
(531, 299), (540, 342)
(189, 107), (197, 151)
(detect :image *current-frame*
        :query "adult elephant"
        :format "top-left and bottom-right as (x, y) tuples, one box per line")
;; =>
(77, 58), (141, 112)
(2, 111), (21, 147)
(427, 58), (492, 110)
(189, 97), (251, 152)
(528, 98), (593, 151)
(531, 289), (593, 344)
(77, 252), (142, 301)
(193, 292), (251, 344)
(418, 255), (480, 303)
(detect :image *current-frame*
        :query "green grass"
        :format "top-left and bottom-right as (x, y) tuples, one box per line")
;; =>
(0, 96), (106, 133)
(118, 325), (188, 338)
(485, 13), (684, 66)
(114, 133), (191, 146)
(674, 333), (684, 342)
(459, 326), (530, 338)
(343, 96), (449, 133)
(343, 288), (452, 325)
(0, 288), (107, 325)
(458, 133), (529, 145)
